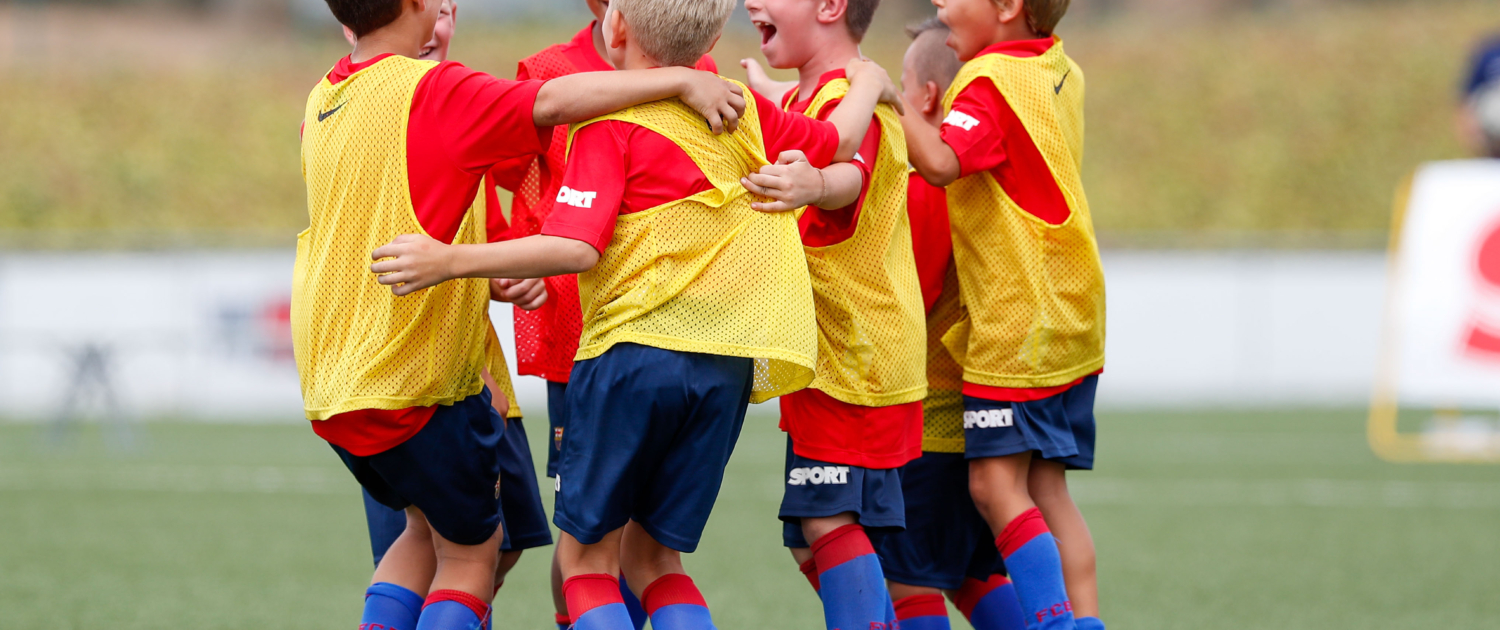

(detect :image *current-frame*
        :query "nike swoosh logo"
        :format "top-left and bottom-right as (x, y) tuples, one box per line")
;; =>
(1054, 70), (1071, 94)
(317, 102), (346, 122)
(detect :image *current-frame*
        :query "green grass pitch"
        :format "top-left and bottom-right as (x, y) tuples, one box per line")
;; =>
(2, 408), (1497, 629)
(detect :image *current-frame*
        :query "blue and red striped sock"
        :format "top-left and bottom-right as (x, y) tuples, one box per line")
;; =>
(555, 613), (572, 630)
(618, 573), (649, 630)
(361, 582), (424, 630)
(564, 574), (635, 630)
(641, 573), (716, 630)
(996, 508), (1075, 630)
(799, 558), (821, 593)
(416, 590), (489, 630)
(952, 575), (1026, 630)
(1074, 617), (1104, 630)
(894, 594), (952, 630)
(811, 524), (898, 630)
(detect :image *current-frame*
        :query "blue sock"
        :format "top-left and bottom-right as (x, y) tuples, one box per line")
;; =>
(416, 590), (488, 630)
(996, 509), (1074, 630)
(895, 594), (952, 630)
(811, 524), (897, 630)
(955, 576), (1027, 630)
(619, 574), (649, 630)
(362, 582), (425, 630)
(642, 574), (715, 630)
(1074, 618), (1104, 630)
(566, 574), (636, 630)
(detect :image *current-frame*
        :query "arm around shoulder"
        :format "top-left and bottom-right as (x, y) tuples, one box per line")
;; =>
(900, 108), (961, 187)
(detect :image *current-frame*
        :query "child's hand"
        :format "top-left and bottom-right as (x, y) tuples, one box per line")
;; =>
(678, 69), (746, 135)
(371, 233), (456, 296)
(845, 58), (905, 115)
(741, 150), (826, 213)
(490, 278), (548, 311)
(739, 58), (797, 104)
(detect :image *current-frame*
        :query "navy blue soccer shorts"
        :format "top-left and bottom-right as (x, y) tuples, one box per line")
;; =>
(544, 381), (567, 479)
(553, 343), (754, 553)
(779, 437), (905, 548)
(962, 375), (1099, 469)
(332, 387), (504, 546)
(361, 414), (554, 565)
(875, 451), (1006, 590)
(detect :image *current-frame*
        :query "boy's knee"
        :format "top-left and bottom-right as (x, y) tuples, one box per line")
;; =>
(800, 512), (858, 545)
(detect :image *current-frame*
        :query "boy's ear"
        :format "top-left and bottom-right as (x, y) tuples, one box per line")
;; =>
(815, 0), (849, 27)
(342, 25), (357, 47)
(604, 6), (627, 51)
(994, 0), (1026, 25)
(923, 80), (942, 116)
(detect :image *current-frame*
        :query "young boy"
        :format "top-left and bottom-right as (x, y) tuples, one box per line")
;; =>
(367, 0), (900, 627)
(900, 1), (1105, 629)
(348, 1), (555, 608)
(499, 4), (717, 626)
(739, 1), (927, 630)
(875, 18), (1027, 630)
(296, 1), (745, 628)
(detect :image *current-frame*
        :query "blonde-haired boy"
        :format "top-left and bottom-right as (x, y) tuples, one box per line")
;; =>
(368, 0), (901, 628)
(901, 0), (1105, 629)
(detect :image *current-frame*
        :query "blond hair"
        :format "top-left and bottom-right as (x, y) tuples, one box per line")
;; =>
(613, 0), (736, 67)
(1022, 0), (1069, 37)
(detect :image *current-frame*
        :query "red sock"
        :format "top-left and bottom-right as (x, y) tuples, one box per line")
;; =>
(952, 575), (1012, 620)
(640, 574), (708, 616)
(555, 613), (573, 626)
(798, 558), (821, 592)
(423, 589), (490, 619)
(995, 507), (1049, 558)
(809, 523), (875, 574)
(895, 594), (950, 620)
(563, 574), (625, 622)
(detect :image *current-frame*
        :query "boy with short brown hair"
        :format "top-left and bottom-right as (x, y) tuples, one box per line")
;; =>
(901, 0), (1104, 629)
(298, 1), (742, 628)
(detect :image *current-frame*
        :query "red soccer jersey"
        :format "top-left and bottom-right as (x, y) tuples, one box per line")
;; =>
(907, 173), (952, 315)
(504, 23), (719, 383)
(311, 54), (549, 456)
(938, 38), (1099, 402)
(540, 89), (838, 250)
(774, 69), (921, 470)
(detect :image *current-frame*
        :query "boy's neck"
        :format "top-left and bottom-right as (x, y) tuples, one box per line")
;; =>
(351, 17), (428, 62)
(794, 37), (861, 102)
(983, 22), (1044, 51)
(590, 20), (615, 69)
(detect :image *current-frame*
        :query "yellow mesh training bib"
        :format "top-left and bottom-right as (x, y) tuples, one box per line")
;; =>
(568, 80), (818, 403)
(295, 55), (504, 420)
(786, 81), (927, 407)
(940, 40), (1106, 389)
(922, 261), (966, 453)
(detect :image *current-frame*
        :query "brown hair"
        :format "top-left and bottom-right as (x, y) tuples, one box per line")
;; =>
(613, 0), (736, 67)
(905, 17), (963, 94)
(323, 0), (403, 38)
(1022, 0), (1069, 37)
(845, 0), (881, 42)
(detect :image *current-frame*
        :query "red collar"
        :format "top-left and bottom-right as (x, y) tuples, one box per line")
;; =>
(785, 68), (849, 113)
(327, 53), (397, 85)
(973, 36), (1055, 60)
(561, 21), (614, 72)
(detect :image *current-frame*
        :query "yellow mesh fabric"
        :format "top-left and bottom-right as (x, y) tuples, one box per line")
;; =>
(939, 39), (1106, 389)
(483, 322), (523, 419)
(922, 261), (966, 453)
(295, 56), (496, 420)
(790, 80), (927, 407)
(567, 79), (818, 403)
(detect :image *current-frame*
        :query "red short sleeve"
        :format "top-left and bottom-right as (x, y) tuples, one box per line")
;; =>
(798, 101), (881, 248)
(540, 121), (627, 253)
(413, 63), (552, 173)
(940, 78), (1009, 179)
(756, 90), (839, 168)
(694, 55), (718, 73)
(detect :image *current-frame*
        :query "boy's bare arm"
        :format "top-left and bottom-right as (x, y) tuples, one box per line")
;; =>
(740, 58), (797, 104)
(825, 59), (903, 162)
(534, 68), (746, 134)
(899, 106), (961, 187)
(742, 151), (862, 213)
(371, 234), (599, 296)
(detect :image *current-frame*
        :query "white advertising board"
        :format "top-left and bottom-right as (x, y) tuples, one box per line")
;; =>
(1387, 160), (1500, 408)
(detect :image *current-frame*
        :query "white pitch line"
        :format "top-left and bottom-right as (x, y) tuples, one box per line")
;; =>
(1071, 477), (1500, 510)
(0, 465), (353, 495)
